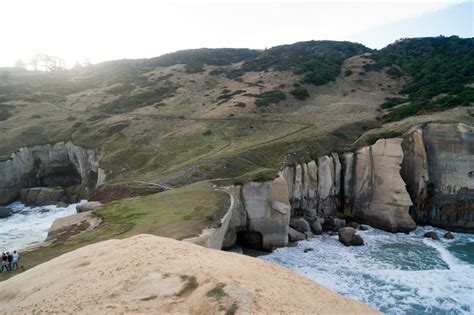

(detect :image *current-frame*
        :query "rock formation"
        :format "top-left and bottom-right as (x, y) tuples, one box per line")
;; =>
(269, 123), (473, 234)
(0, 142), (102, 206)
(349, 139), (416, 232)
(241, 177), (291, 250)
(401, 123), (474, 232)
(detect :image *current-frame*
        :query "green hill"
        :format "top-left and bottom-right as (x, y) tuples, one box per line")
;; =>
(0, 37), (472, 192)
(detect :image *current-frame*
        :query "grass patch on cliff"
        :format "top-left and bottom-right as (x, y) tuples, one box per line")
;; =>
(0, 181), (229, 282)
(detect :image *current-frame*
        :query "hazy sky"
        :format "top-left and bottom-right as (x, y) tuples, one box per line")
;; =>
(1, 0), (472, 68)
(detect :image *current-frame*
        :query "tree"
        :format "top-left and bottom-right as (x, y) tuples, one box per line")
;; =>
(29, 54), (65, 71)
(14, 59), (26, 69)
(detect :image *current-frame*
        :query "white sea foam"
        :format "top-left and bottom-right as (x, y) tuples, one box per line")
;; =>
(0, 200), (87, 252)
(262, 226), (474, 314)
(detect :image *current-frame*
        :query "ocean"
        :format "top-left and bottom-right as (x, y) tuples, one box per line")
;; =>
(262, 226), (474, 314)
(0, 201), (86, 252)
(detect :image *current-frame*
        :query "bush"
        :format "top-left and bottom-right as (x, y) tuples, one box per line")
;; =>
(290, 85), (310, 100)
(249, 90), (287, 107)
(184, 63), (204, 74)
(366, 36), (474, 121)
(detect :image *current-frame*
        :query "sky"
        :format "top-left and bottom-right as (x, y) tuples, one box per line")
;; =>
(1, 0), (472, 68)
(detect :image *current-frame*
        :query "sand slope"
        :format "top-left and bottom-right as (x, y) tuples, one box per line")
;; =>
(0, 234), (379, 314)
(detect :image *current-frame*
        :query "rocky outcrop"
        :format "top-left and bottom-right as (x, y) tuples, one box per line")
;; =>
(20, 187), (68, 206)
(401, 123), (474, 232)
(281, 154), (341, 217)
(76, 201), (103, 213)
(219, 123), (472, 247)
(281, 139), (415, 233)
(348, 139), (416, 232)
(0, 142), (102, 206)
(241, 177), (291, 250)
(0, 207), (11, 219)
(46, 212), (102, 243)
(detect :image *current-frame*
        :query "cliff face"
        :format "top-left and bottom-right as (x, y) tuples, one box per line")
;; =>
(229, 123), (473, 247)
(401, 123), (474, 232)
(0, 142), (102, 205)
(347, 139), (415, 233)
(280, 139), (415, 233)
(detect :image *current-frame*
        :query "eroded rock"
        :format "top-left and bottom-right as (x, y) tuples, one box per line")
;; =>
(242, 177), (291, 250)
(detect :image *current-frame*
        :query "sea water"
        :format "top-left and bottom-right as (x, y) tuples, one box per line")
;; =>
(262, 226), (474, 314)
(0, 201), (86, 252)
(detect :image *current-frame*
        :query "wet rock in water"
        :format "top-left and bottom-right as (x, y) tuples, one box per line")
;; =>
(76, 201), (103, 213)
(20, 187), (67, 206)
(310, 219), (323, 235)
(329, 231), (338, 236)
(288, 227), (306, 242)
(0, 206), (11, 218)
(338, 227), (356, 246)
(332, 218), (346, 232)
(443, 232), (454, 240)
(350, 222), (360, 229)
(56, 202), (68, 208)
(351, 234), (364, 246)
(290, 218), (311, 234)
(423, 231), (439, 240)
(359, 224), (370, 231)
(304, 248), (314, 253)
(304, 231), (314, 239)
(322, 217), (346, 232)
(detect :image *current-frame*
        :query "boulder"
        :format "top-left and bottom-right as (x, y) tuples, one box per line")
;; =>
(359, 224), (370, 231)
(242, 177), (291, 250)
(20, 187), (66, 206)
(76, 201), (103, 213)
(443, 232), (455, 240)
(222, 230), (237, 249)
(290, 218), (311, 234)
(423, 231), (439, 240)
(310, 219), (323, 235)
(288, 227), (306, 242)
(338, 227), (356, 246)
(350, 222), (360, 229)
(324, 218), (346, 232)
(351, 234), (364, 246)
(46, 212), (102, 243)
(0, 207), (11, 219)
(56, 202), (68, 208)
(304, 231), (314, 239)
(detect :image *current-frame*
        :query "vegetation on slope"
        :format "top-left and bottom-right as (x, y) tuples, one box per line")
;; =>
(365, 36), (474, 122)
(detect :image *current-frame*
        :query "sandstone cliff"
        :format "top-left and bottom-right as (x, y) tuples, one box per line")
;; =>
(401, 123), (474, 232)
(231, 123), (472, 244)
(0, 142), (102, 206)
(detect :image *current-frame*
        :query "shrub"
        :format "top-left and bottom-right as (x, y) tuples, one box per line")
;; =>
(250, 90), (286, 107)
(290, 85), (310, 100)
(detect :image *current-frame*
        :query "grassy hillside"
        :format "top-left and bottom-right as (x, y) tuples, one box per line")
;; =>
(0, 38), (472, 192)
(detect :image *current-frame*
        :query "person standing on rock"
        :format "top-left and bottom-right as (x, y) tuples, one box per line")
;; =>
(12, 251), (20, 270)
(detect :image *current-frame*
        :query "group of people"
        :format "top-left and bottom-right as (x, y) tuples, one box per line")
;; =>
(1, 251), (20, 272)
